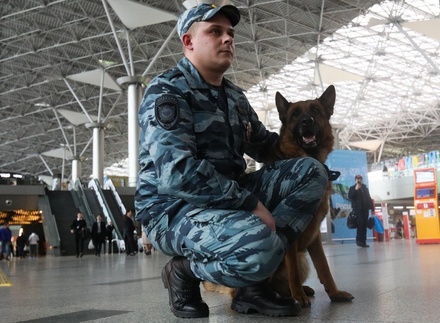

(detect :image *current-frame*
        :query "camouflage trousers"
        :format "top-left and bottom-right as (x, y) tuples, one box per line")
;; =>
(145, 157), (327, 287)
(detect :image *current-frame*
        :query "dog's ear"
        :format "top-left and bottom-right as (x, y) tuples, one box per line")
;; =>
(318, 85), (336, 117)
(275, 91), (290, 123)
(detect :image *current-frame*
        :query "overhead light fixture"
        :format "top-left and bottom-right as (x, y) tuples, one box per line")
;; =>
(98, 59), (116, 68)
(393, 206), (404, 209)
(35, 102), (51, 107)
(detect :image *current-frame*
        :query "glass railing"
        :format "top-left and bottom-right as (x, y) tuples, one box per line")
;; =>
(38, 195), (61, 256)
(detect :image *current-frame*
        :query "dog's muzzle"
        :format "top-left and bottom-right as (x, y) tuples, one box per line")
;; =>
(297, 116), (319, 148)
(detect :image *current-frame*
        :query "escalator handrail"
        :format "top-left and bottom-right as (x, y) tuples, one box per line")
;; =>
(88, 179), (123, 240)
(103, 178), (126, 215)
(70, 179), (95, 227)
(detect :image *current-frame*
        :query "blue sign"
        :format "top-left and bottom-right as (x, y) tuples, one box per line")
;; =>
(326, 150), (373, 242)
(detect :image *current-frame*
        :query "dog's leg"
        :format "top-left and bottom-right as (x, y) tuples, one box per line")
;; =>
(284, 245), (312, 307)
(306, 234), (354, 302)
(297, 252), (314, 297)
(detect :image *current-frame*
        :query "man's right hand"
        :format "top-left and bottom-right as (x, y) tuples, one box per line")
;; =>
(252, 201), (276, 231)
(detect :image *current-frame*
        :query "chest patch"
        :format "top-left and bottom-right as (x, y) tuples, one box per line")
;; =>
(155, 95), (179, 130)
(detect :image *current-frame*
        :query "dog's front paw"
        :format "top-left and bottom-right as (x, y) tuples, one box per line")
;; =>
(328, 290), (354, 302)
(294, 295), (312, 308)
(302, 285), (315, 297)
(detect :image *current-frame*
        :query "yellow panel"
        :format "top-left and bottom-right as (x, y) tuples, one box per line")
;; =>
(415, 200), (440, 240)
(0, 268), (13, 287)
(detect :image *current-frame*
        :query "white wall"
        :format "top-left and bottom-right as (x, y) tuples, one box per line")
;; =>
(368, 169), (440, 203)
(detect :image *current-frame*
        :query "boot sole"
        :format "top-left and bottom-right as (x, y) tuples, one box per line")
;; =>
(231, 301), (301, 317)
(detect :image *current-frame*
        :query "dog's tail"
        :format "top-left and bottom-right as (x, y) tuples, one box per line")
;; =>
(202, 281), (235, 297)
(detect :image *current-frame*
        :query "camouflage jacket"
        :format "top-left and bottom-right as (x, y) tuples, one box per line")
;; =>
(135, 57), (281, 218)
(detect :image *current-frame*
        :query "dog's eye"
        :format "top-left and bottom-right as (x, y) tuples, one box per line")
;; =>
(292, 107), (301, 117)
(311, 105), (320, 114)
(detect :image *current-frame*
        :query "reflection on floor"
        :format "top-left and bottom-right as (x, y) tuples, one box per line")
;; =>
(1, 239), (440, 323)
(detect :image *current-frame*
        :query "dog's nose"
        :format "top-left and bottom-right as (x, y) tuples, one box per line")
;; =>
(301, 117), (314, 126)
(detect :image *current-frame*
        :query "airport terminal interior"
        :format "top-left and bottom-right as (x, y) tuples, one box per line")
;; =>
(1, 0), (440, 322)
(2, 239), (440, 322)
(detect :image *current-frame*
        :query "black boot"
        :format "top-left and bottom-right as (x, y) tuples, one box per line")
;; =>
(161, 256), (209, 318)
(231, 280), (301, 317)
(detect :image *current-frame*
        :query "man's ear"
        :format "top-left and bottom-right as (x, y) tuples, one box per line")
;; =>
(181, 34), (193, 50)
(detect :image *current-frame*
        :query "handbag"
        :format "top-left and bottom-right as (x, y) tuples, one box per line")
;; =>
(346, 211), (358, 229)
(367, 216), (375, 229)
(373, 216), (384, 234)
(88, 239), (95, 250)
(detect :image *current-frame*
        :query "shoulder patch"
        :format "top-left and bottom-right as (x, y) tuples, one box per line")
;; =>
(155, 95), (179, 130)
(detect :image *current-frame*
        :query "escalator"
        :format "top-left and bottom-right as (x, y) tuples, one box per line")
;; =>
(46, 191), (79, 256)
(101, 190), (124, 237)
(45, 179), (135, 255)
(83, 189), (103, 218)
(87, 179), (123, 241)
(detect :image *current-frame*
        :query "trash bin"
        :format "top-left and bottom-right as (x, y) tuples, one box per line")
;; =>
(373, 229), (384, 242)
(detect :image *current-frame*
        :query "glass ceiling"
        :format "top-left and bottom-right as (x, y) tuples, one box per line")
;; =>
(103, 0), (440, 177)
(244, 0), (440, 156)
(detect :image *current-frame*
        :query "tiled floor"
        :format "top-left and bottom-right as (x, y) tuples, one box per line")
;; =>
(1, 238), (440, 323)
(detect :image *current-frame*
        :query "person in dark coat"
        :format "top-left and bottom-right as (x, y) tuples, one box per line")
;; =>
(70, 212), (87, 257)
(91, 214), (106, 257)
(105, 220), (115, 254)
(16, 231), (27, 259)
(124, 210), (136, 256)
(0, 222), (12, 260)
(348, 175), (375, 247)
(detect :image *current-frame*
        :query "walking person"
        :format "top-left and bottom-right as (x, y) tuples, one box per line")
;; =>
(70, 212), (87, 257)
(28, 232), (40, 258)
(348, 175), (375, 247)
(16, 230), (27, 259)
(135, 3), (328, 318)
(142, 231), (153, 255)
(0, 222), (12, 261)
(123, 210), (136, 256)
(91, 215), (106, 257)
(105, 220), (115, 254)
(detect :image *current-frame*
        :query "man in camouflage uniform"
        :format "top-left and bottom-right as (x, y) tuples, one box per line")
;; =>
(135, 3), (328, 319)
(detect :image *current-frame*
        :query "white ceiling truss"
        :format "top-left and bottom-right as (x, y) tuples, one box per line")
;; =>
(1, 0), (439, 181)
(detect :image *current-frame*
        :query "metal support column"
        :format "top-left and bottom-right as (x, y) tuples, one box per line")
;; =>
(117, 76), (146, 187)
(71, 158), (81, 182)
(85, 122), (107, 185)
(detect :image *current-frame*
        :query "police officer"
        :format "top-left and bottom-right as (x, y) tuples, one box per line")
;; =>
(135, 3), (328, 319)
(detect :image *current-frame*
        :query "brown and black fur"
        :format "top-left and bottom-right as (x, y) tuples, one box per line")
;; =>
(269, 85), (353, 307)
(204, 85), (353, 308)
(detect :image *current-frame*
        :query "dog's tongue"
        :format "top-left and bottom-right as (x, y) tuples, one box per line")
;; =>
(302, 135), (316, 144)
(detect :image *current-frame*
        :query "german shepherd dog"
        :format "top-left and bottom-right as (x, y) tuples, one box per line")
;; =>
(268, 84), (353, 307)
(204, 85), (354, 309)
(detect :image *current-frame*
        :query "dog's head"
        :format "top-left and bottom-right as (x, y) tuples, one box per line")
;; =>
(275, 85), (335, 163)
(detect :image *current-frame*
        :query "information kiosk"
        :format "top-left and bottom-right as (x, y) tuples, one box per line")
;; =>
(413, 168), (440, 244)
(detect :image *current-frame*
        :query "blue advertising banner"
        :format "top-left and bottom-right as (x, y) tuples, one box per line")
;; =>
(326, 150), (373, 242)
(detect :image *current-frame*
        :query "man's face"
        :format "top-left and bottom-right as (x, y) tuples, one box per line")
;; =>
(187, 13), (235, 74)
(356, 177), (362, 184)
